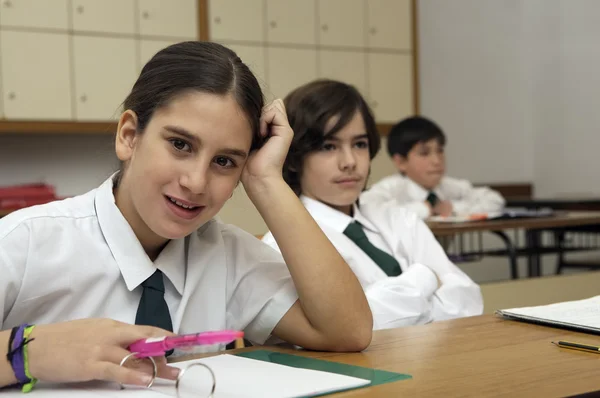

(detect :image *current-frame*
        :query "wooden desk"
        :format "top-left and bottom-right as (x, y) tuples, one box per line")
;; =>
(193, 316), (600, 397)
(426, 211), (600, 236)
(508, 197), (600, 211)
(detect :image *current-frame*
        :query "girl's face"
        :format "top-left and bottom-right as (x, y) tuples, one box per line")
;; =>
(115, 91), (253, 253)
(299, 111), (371, 216)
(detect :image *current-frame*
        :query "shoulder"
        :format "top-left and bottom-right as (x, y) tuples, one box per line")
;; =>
(198, 220), (283, 264)
(0, 189), (97, 243)
(370, 174), (406, 190)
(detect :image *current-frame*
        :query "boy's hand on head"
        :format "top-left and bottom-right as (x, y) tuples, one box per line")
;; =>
(241, 99), (293, 191)
(433, 200), (453, 217)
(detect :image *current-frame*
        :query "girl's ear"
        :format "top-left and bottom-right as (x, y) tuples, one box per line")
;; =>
(115, 110), (140, 162)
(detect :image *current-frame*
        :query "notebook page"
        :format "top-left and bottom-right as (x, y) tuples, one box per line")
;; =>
(2, 354), (370, 398)
(499, 295), (600, 329)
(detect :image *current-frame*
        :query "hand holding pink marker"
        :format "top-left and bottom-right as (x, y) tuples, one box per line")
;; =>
(129, 330), (244, 358)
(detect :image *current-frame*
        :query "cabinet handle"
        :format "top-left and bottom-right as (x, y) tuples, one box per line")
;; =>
(369, 27), (377, 35)
(7, 92), (15, 100)
(270, 21), (277, 28)
(3, 0), (11, 8)
(214, 16), (221, 24)
(142, 11), (149, 19)
(321, 24), (328, 32)
(80, 94), (87, 103)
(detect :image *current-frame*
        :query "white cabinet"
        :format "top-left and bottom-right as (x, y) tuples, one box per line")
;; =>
(368, 53), (413, 122)
(0, 31), (72, 119)
(71, 0), (135, 35)
(266, 0), (316, 45)
(138, 0), (198, 39)
(367, 0), (412, 50)
(318, 0), (364, 47)
(267, 48), (317, 100)
(319, 50), (367, 97)
(73, 36), (137, 120)
(0, 0), (68, 30)
(209, 0), (263, 42)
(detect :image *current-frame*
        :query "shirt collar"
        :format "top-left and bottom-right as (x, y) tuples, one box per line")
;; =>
(300, 195), (378, 234)
(94, 175), (185, 294)
(404, 176), (443, 201)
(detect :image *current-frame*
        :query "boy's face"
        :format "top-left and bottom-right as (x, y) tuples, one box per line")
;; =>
(393, 138), (445, 190)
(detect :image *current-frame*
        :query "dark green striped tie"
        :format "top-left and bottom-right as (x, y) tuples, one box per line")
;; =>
(426, 192), (439, 207)
(135, 270), (173, 341)
(343, 222), (402, 277)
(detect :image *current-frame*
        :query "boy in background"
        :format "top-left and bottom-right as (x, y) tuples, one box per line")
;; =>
(362, 116), (505, 219)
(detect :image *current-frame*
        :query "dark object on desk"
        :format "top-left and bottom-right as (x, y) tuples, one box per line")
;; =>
(495, 208), (555, 219)
(507, 197), (600, 211)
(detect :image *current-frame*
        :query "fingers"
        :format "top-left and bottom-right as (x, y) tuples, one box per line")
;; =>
(93, 362), (154, 387)
(260, 99), (289, 137)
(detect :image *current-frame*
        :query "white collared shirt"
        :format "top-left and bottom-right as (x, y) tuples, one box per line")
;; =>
(262, 196), (483, 329)
(0, 177), (298, 352)
(361, 174), (506, 219)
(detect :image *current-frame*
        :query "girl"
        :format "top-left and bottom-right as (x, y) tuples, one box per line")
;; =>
(0, 43), (372, 390)
(262, 79), (483, 330)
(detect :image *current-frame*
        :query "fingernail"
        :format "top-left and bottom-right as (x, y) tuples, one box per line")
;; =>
(168, 367), (181, 379)
(140, 374), (153, 385)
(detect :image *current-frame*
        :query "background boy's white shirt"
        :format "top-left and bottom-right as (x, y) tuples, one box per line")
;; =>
(0, 177), (298, 352)
(261, 196), (483, 330)
(362, 174), (506, 219)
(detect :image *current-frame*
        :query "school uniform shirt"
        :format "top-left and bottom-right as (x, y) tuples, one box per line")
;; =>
(361, 174), (505, 219)
(0, 176), (298, 352)
(261, 196), (483, 330)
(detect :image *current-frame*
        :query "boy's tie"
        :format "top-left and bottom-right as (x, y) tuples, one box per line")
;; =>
(343, 222), (402, 276)
(135, 269), (173, 333)
(426, 191), (439, 207)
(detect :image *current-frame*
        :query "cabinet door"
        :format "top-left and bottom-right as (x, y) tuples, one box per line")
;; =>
(266, 0), (316, 45)
(319, 50), (367, 97)
(0, 31), (72, 119)
(71, 0), (135, 35)
(368, 53), (413, 122)
(73, 36), (137, 120)
(226, 44), (268, 94)
(138, 0), (198, 39)
(139, 39), (181, 72)
(318, 0), (364, 47)
(267, 47), (317, 100)
(367, 0), (411, 50)
(0, 0), (68, 30)
(209, 0), (263, 42)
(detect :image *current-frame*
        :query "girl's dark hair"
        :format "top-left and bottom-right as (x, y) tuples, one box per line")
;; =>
(115, 41), (264, 185)
(283, 79), (380, 195)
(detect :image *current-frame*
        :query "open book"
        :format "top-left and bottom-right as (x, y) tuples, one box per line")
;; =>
(496, 295), (600, 334)
(2, 353), (372, 398)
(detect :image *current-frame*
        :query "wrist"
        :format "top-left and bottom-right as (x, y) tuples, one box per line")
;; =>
(244, 176), (288, 202)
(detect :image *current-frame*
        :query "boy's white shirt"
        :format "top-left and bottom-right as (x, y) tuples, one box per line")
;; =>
(361, 174), (506, 219)
(261, 196), (483, 330)
(0, 176), (298, 351)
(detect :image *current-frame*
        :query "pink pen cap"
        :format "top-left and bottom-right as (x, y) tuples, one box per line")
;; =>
(129, 330), (244, 358)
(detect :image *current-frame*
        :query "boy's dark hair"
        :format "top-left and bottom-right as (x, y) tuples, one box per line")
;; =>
(283, 79), (380, 195)
(387, 116), (446, 157)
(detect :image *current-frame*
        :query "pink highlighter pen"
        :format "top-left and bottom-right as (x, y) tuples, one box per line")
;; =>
(129, 330), (244, 358)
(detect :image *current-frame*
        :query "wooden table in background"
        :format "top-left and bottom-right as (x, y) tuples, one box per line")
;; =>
(195, 315), (600, 397)
(427, 212), (600, 277)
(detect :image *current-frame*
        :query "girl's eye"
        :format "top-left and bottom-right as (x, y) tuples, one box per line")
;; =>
(170, 138), (191, 152)
(214, 156), (235, 168)
(355, 141), (368, 149)
(322, 143), (336, 151)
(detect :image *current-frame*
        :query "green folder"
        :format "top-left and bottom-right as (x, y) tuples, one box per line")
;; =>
(236, 349), (411, 397)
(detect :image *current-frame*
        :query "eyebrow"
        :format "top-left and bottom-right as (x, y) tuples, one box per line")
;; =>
(164, 125), (248, 158)
(325, 133), (369, 142)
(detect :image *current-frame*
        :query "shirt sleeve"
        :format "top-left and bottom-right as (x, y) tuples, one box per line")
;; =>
(264, 229), (436, 330)
(444, 177), (505, 215)
(223, 226), (298, 345)
(362, 177), (431, 219)
(0, 222), (30, 329)
(409, 218), (484, 320)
